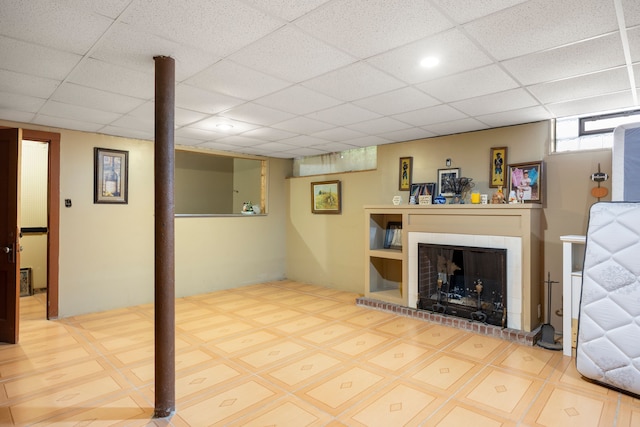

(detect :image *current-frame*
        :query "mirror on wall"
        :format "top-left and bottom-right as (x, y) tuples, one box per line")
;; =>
(175, 150), (265, 215)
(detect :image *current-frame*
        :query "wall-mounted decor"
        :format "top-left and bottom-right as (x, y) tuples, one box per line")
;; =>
(409, 182), (436, 204)
(437, 168), (460, 197)
(311, 180), (341, 214)
(508, 161), (544, 203)
(384, 221), (402, 249)
(490, 147), (508, 188)
(399, 157), (413, 191)
(94, 147), (128, 204)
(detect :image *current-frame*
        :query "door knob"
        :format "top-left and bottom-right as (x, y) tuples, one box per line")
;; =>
(2, 246), (11, 254)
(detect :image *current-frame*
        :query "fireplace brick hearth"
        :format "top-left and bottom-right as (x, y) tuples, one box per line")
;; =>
(356, 296), (541, 346)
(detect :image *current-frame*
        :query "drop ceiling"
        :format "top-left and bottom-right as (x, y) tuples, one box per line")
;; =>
(1, 0), (639, 158)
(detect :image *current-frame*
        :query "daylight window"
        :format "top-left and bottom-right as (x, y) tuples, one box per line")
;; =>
(555, 108), (640, 153)
(293, 146), (377, 177)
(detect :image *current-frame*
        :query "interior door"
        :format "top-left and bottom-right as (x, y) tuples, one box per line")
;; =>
(0, 128), (21, 344)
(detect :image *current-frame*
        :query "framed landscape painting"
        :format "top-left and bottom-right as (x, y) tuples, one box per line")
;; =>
(311, 180), (341, 214)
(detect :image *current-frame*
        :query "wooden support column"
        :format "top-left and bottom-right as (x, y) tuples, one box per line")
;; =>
(153, 55), (175, 418)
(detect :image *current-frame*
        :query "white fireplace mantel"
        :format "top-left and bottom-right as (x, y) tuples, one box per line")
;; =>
(364, 204), (542, 332)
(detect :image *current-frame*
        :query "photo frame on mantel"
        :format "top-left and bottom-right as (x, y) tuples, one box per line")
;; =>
(399, 157), (412, 191)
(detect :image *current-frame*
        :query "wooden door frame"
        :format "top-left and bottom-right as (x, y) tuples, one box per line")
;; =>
(22, 129), (59, 319)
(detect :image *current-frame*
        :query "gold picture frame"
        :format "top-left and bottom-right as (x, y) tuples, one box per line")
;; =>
(311, 180), (341, 214)
(399, 157), (413, 191)
(490, 147), (507, 188)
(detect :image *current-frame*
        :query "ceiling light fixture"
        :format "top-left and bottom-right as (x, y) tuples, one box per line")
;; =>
(420, 56), (440, 68)
(216, 124), (233, 131)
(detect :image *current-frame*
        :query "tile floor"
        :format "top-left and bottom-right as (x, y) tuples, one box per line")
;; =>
(1, 280), (638, 426)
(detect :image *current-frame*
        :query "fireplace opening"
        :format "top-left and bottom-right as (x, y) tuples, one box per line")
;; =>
(417, 243), (507, 327)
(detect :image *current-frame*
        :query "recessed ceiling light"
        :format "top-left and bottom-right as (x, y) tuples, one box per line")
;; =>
(216, 124), (233, 131)
(420, 56), (440, 68)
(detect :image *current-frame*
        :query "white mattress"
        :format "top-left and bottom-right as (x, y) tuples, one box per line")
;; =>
(576, 202), (640, 396)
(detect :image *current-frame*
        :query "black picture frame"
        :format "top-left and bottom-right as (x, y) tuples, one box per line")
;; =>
(383, 222), (402, 250)
(94, 147), (128, 204)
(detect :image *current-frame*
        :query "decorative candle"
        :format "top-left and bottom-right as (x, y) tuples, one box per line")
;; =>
(471, 192), (481, 204)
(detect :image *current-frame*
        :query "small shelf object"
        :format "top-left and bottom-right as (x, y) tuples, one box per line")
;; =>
(560, 235), (586, 356)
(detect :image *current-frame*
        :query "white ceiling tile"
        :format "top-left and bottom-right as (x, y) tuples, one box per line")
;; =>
(229, 25), (354, 82)
(39, 100), (121, 124)
(68, 58), (154, 99)
(528, 67), (632, 104)
(367, 29), (493, 84)
(463, 0), (619, 60)
(52, 83), (146, 114)
(272, 116), (334, 134)
(302, 62), (405, 102)
(278, 147), (325, 158)
(174, 136), (207, 147)
(199, 141), (249, 153)
(354, 87), (440, 116)
(120, 0), (283, 58)
(379, 127), (437, 142)
(308, 142), (359, 152)
(240, 127), (298, 142)
(89, 22), (219, 81)
(248, 141), (298, 152)
(256, 85), (342, 115)
(310, 127), (365, 141)
(280, 135), (331, 148)
(241, 0), (331, 22)
(109, 114), (154, 133)
(0, 109), (35, 123)
(175, 127), (225, 141)
(185, 60), (291, 100)
(626, 27), (640, 63)
(502, 33), (625, 86)
(296, 0), (453, 58)
(63, 0), (131, 19)
(0, 1), (113, 54)
(346, 117), (412, 134)
(0, 69), (59, 99)
(393, 104), (468, 127)
(451, 89), (539, 116)
(476, 106), (553, 127)
(175, 84), (244, 115)
(545, 91), (637, 118)
(215, 135), (266, 147)
(32, 114), (103, 132)
(307, 104), (380, 126)
(220, 103), (294, 126)
(622, 0), (640, 26)
(417, 65), (519, 102)
(341, 135), (392, 147)
(431, 0), (529, 24)
(98, 125), (154, 141)
(0, 36), (81, 80)
(0, 92), (46, 113)
(424, 118), (489, 135)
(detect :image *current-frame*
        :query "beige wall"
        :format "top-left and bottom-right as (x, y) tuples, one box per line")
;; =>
(287, 121), (612, 332)
(2, 119), (290, 317)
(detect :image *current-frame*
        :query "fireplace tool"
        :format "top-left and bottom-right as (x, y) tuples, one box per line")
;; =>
(470, 279), (488, 323)
(432, 278), (447, 313)
(537, 272), (562, 350)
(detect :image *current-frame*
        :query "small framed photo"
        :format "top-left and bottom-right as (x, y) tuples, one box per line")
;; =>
(94, 147), (128, 204)
(384, 222), (402, 250)
(490, 147), (508, 188)
(437, 168), (460, 197)
(409, 182), (436, 204)
(311, 180), (341, 214)
(399, 157), (413, 191)
(508, 161), (544, 203)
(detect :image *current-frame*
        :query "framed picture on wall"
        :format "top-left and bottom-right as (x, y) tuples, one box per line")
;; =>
(437, 168), (460, 197)
(94, 147), (128, 204)
(508, 161), (544, 203)
(490, 147), (508, 188)
(399, 157), (412, 191)
(311, 180), (341, 214)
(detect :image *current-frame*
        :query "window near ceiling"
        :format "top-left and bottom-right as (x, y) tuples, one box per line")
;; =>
(293, 146), (377, 177)
(555, 108), (640, 152)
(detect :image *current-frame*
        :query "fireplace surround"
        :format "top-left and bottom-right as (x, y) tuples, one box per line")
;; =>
(364, 204), (542, 332)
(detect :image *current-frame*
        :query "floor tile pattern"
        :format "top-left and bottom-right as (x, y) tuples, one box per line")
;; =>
(1, 281), (638, 426)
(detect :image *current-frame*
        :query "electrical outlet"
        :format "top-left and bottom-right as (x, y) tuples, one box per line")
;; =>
(64, 199), (72, 208)
(446, 158), (452, 167)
